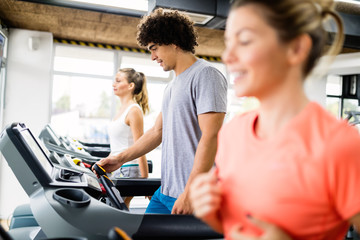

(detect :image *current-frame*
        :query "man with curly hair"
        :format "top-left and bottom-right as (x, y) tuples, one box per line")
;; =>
(97, 8), (228, 214)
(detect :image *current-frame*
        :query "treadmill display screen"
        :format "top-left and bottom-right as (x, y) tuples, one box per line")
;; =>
(20, 130), (53, 175)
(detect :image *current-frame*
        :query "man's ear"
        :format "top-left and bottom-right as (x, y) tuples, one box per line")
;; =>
(287, 34), (312, 66)
(172, 44), (180, 51)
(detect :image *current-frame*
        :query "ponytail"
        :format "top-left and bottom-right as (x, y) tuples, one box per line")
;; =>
(321, 8), (344, 58)
(134, 72), (150, 115)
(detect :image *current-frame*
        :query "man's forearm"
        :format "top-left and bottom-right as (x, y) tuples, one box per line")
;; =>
(184, 134), (218, 192)
(185, 112), (224, 189)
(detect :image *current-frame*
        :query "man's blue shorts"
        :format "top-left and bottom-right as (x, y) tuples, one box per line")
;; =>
(145, 187), (177, 214)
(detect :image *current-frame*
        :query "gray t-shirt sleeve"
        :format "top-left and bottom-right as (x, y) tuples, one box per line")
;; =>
(194, 66), (228, 115)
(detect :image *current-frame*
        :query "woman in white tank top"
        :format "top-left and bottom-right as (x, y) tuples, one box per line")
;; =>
(108, 68), (150, 207)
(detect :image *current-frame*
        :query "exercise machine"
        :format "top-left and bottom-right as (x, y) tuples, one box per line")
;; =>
(39, 124), (111, 158)
(0, 123), (223, 240)
(38, 124), (104, 163)
(38, 124), (153, 173)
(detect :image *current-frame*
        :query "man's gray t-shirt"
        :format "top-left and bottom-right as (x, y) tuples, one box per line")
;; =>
(161, 59), (228, 198)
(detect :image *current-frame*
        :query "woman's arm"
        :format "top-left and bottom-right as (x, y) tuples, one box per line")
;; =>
(126, 106), (149, 178)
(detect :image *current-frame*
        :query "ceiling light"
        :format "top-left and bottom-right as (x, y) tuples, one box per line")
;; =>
(19, 0), (150, 17)
(335, 0), (360, 5)
(66, 0), (148, 12)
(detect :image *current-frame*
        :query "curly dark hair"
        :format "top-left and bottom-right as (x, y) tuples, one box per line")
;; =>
(137, 8), (199, 53)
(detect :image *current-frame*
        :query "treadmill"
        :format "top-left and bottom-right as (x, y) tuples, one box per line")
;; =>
(38, 124), (154, 174)
(39, 124), (102, 164)
(0, 123), (223, 240)
(64, 136), (111, 158)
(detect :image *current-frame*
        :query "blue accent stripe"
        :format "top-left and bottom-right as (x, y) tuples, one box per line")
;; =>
(121, 164), (139, 168)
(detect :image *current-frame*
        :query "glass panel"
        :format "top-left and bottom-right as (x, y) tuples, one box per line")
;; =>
(142, 82), (167, 180)
(326, 74), (342, 96)
(54, 45), (114, 76)
(325, 97), (340, 118)
(343, 99), (360, 132)
(120, 56), (170, 79)
(51, 74), (113, 143)
(145, 82), (167, 130)
(343, 98), (360, 119)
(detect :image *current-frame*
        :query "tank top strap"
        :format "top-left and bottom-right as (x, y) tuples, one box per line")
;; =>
(120, 103), (142, 123)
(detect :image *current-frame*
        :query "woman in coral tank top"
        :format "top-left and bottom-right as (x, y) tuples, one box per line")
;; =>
(190, 1), (360, 239)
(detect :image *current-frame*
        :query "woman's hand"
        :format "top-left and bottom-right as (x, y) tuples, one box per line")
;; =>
(189, 168), (223, 233)
(230, 216), (292, 240)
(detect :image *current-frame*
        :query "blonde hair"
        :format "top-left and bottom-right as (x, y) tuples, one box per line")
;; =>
(231, 0), (344, 77)
(119, 68), (149, 114)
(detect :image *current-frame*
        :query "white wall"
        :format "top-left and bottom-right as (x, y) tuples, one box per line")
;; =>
(0, 29), (53, 218)
(305, 74), (327, 107)
(304, 52), (360, 107)
(328, 52), (360, 75)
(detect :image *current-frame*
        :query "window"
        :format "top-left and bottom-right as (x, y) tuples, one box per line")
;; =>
(51, 44), (264, 179)
(54, 45), (114, 76)
(326, 74), (342, 118)
(325, 74), (360, 131)
(326, 97), (340, 118)
(51, 75), (113, 143)
(120, 55), (171, 79)
(326, 74), (342, 96)
(342, 99), (360, 120)
(51, 45), (172, 182)
(52, 45), (115, 143)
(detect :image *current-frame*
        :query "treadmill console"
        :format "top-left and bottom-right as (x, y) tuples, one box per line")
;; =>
(0, 123), (101, 197)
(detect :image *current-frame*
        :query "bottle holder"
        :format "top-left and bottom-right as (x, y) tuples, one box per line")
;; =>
(53, 188), (90, 208)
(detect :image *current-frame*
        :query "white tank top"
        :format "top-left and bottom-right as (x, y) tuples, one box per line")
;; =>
(108, 103), (142, 165)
